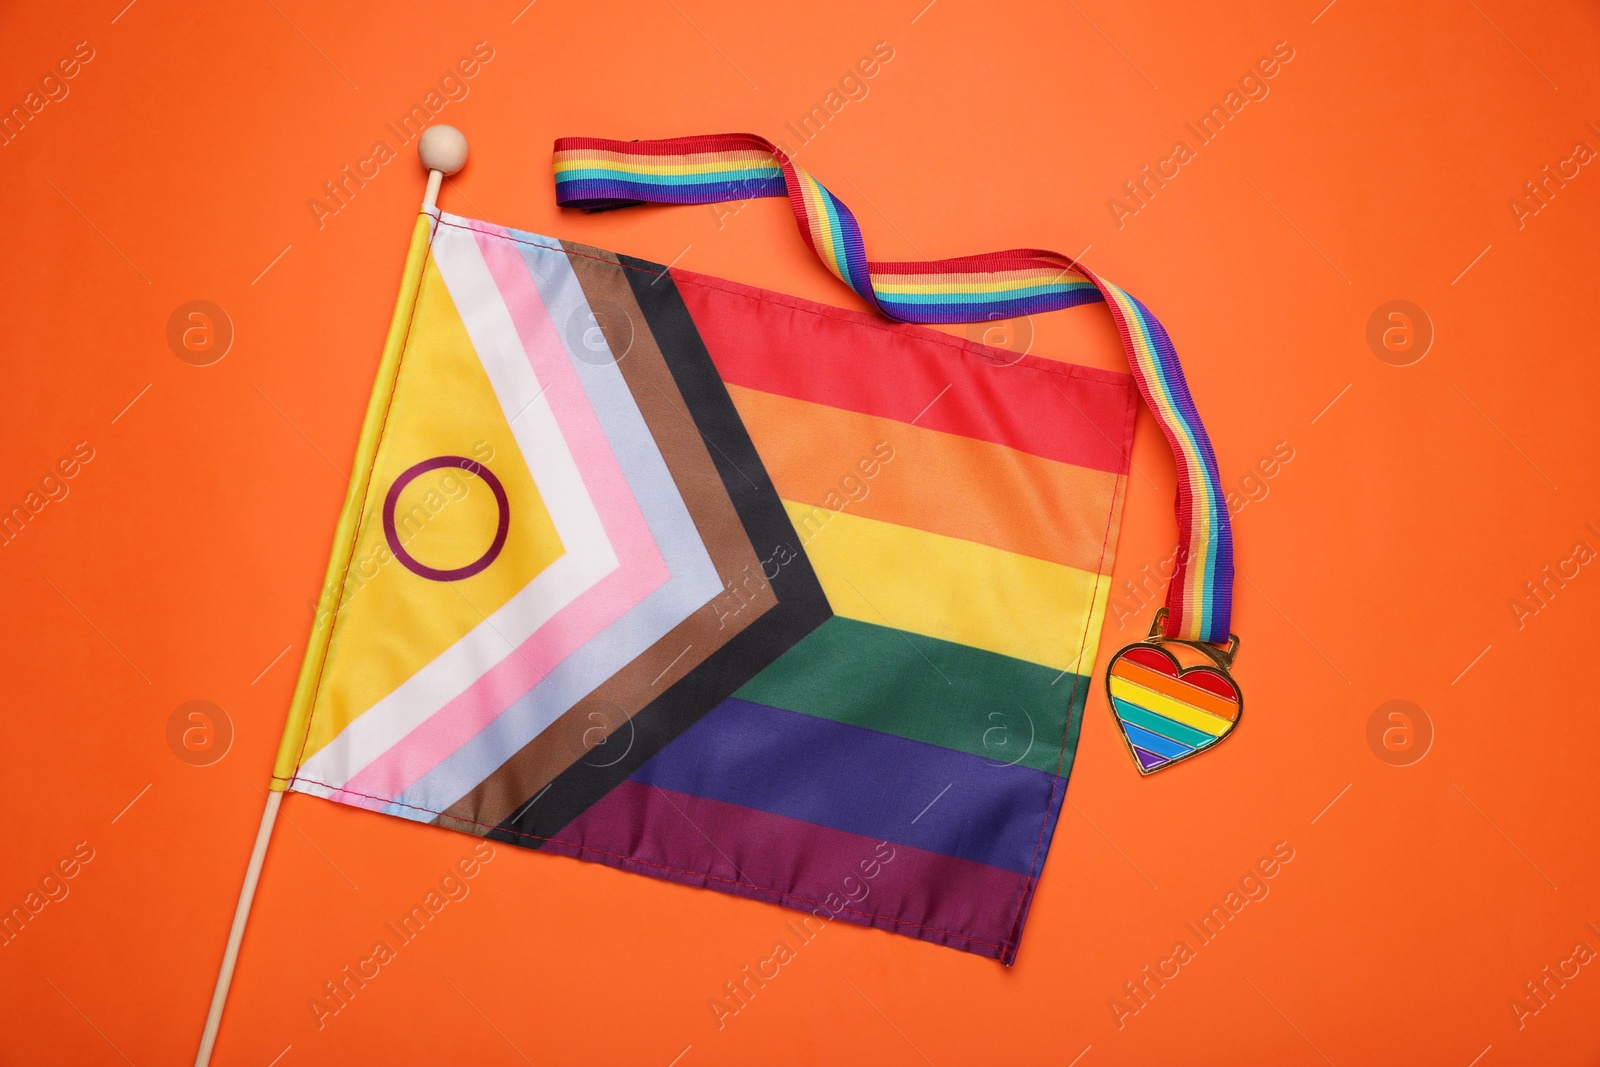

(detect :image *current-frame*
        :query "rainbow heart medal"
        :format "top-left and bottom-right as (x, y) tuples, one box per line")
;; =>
(1107, 609), (1241, 774)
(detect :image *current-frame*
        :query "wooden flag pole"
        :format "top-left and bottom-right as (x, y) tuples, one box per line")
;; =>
(193, 790), (281, 1065)
(192, 124), (470, 1067)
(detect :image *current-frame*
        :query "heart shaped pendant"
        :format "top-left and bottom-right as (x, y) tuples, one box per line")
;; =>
(1105, 609), (1242, 774)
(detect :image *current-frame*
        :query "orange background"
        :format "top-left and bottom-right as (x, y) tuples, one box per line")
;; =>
(3, 1), (1598, 1063)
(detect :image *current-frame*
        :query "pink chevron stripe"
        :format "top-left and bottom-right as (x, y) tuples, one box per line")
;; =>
(338, 227), (669, 804)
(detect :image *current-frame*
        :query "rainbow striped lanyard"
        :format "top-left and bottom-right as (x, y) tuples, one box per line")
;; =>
(552, 132), (1237, 718)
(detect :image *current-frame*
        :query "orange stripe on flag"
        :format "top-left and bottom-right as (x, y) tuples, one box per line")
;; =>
(728, 384), (1123, 573)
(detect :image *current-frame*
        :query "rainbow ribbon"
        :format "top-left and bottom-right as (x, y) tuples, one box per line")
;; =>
(553, 133), (1233, 645)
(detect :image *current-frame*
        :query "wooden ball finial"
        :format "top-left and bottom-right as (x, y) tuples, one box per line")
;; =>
(419, 125), (469, 175)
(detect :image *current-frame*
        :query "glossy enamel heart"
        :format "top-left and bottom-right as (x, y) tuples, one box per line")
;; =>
(1105, 643), (1241, 774)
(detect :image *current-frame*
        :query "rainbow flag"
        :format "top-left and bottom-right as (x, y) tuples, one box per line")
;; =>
(274, 206), (1135, 962)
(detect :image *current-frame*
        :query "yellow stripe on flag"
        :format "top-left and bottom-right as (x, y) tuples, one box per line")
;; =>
(785, 501), (1110, 673)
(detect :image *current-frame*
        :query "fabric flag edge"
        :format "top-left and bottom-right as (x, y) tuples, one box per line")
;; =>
(272, 209), (437, 790)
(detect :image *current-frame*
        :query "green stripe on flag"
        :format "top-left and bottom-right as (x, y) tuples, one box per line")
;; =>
(734, 617), (1087, 776)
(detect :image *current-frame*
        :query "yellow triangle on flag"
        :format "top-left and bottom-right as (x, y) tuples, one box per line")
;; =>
(298, 253), (564, 763)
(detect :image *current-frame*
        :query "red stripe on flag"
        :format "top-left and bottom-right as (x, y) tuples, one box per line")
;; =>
(673, 269), (1135, 473)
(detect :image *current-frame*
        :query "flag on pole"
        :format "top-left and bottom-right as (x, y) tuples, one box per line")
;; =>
(272, 205), (1135, 963)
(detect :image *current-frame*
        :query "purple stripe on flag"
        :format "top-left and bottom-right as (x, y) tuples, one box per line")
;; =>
(552, 780), (1029, 960)
(625, 697), (1058, 874)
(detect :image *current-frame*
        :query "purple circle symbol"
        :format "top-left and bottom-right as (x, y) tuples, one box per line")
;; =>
(383, 456), (509, 582)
